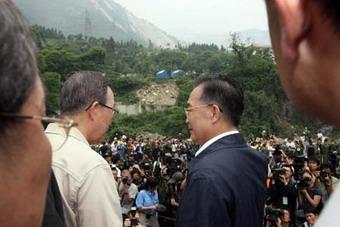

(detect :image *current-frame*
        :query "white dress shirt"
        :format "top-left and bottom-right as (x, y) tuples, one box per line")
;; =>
(195, 130), (239, 157)
(46, 123), (122, 227)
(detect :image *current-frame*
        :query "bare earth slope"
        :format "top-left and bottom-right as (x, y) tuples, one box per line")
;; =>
(136, 82), (179, 106)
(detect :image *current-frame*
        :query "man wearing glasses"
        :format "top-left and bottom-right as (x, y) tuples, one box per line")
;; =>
(45, 71), (122, 227)
(264, 1), (340, 226)
(0, 1), (53, 226)
(176, 76), (267, 227)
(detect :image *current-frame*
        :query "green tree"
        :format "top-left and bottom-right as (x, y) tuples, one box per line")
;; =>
(241, 90), (280, 137)
(41, 72), (61, 111)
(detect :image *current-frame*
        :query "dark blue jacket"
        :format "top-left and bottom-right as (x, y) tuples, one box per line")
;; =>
(176, 133), (267, 227)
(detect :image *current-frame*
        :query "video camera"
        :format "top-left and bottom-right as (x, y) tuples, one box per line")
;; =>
(130, 207), (139, 227)
(296, 178), (310, 190)
(122, 177), (132, 186)
(320, 170), (329, 179)
(265, 207), (284, 221)
(271, 167), (286, 180)
(292, 156), (308, 180)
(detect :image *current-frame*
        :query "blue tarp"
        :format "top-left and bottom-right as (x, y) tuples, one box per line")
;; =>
(171, 69), (185, 77)
(155, 70), (170, 78)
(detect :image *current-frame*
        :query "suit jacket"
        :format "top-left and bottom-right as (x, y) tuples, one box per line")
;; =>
(176, 133), (267, 227)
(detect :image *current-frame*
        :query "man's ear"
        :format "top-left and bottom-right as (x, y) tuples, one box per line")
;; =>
(211, 105), (223, 124)
(86, 101), (99, 121)
(274, 0), (311, 61)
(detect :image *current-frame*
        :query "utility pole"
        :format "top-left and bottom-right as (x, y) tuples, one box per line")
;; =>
(84, 10), (93, 37)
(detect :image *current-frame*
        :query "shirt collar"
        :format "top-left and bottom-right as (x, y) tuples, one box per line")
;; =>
(195, 130), (239, 157)
(45, 123), (89, 146)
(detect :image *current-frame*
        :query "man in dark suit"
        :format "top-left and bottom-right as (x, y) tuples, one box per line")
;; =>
(176, 76), (267, 227)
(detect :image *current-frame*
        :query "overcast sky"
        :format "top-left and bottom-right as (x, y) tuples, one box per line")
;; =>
(113, 0), (268, 39)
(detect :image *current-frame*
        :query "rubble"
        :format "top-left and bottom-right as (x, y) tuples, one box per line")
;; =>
(136, 82), (179, 106)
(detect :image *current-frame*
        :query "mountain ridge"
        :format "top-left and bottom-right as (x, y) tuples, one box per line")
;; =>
(14, 0), (178, 47)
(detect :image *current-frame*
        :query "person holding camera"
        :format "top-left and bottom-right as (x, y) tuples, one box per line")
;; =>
(119, 170), (139, 220)
(307, 157), (320, 178)
(265, 207), (292, 227)
(268, 166), (298, 226)
(124, 207), (145, 227)
(165, 171), (184, 219)
(298, 170), (322, 216)
(276, 209), (293, 227)
(136, 177), (160, 227)
(131, 166), (147, 191)
(318, 164), (338, 203)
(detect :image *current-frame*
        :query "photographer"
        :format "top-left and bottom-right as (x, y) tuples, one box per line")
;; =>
(141, 161), (153, 178)
(318, 164), (339, 203)
(277, 209), (293, 227)
(268, 165), (297, 226)
(136, 177), (160, 227)
(165, 171), (184, 218)
(131, 167), (146, 191)
(118, 170), (139, 220)
(307, 157), (320, 179)
(298, 170), (323, 216)
(265, 208), (292, 227)
(270, 147), (285, 168)
(123, 207), (145, 227)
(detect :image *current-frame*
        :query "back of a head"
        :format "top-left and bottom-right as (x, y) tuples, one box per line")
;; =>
(170, 171), (184, 183)
(0, 0), (38, 135)
(145, 177), (158, 189)
(194, 75), (244, 127)
(0, 2), (52, 227)
(60, 71), (110, 115)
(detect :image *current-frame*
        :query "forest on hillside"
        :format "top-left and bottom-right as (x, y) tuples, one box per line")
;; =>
(33, 25), (334, 139)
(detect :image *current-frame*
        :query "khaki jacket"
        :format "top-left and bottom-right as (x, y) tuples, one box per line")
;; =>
(46, 123), (122, 227)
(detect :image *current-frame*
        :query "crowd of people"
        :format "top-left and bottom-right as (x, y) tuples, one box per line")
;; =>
(257, 134), (340, 227)
(1, 0), (340, 226)
(94, 132), (340, 227)
(94, 135), (195, 227)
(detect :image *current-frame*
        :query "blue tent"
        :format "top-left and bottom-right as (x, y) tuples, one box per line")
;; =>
(171, 69), (185, 77)
(155, 70), (170, 78)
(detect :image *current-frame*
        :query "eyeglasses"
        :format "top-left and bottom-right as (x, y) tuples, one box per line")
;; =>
(85, 101), (118, 115)
(99, 102), (119, 115)
(0, 112), (77, 152)
(184, 104), (223, 116)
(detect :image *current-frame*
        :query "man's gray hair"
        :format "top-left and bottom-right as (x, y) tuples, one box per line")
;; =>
(60, 71), (111, 115)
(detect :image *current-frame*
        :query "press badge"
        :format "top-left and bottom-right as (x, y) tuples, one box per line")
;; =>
(282, 197), (288, 205)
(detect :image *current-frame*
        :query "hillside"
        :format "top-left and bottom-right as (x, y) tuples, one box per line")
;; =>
(34, 26), (332, 138)
(14, 0), (178, 47)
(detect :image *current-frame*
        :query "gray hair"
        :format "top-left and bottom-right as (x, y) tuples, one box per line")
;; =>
(0, 0), (38, 129)
(60, 71), (111, 115)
